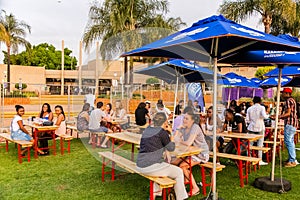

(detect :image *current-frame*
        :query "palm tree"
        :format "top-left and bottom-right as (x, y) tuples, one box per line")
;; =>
(219, 0), (296, 34)
(83, 0), (185, 85)
(0, 10), (31, 92)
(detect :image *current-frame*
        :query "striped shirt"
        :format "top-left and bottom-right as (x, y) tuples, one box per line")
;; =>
(284, 97), (298, 128)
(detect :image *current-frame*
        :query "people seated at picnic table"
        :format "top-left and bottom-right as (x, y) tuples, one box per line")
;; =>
(246, 96), (269, 166)
(193, 100), (201, 113)
(155, 99), (172, 119)
(172, 106), (194, 133)
(145, 100), (153, 122)
(77, 103), (90, 132)
(88, 101), (111, 147)
(54, 105), (67, 136)
(10, 105), (39, 156)
(172, 111), (209, 197)
(135, 102), (150, 126)
(104, 103), (114, 120)
(112, 100), (129, 130)
(222, 108), (248, 154)
(229, 100), (238, 112)
(136, 112), (189, 200)
(38, 103), (54, 155)
(203, 106), (224, 153)
(175, 100), (184, 115)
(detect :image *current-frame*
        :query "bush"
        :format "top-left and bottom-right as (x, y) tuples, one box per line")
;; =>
(15, 83), (27, 90)
(4, 90), (38, 98)
(132, 93), (146, 100)
(146, 77), (159, 84)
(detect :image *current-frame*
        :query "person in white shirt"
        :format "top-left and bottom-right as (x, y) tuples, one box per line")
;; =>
(246, 96), (269, 166)
(88, 101), (111, 146)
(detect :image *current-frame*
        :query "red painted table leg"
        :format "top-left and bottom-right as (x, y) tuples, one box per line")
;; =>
(17, 144), (22, 164)
(189, 156), (193, 197)
(111, 138), (115, 181)
(34, 130), (38, 158)
(150, 180), (154, 200)
(5, 140), (8, 152)
(52, 131), (56, 155)
(27, 147), (31, 162)
(67, 140), (71, 153)
(60, 137), (64, 155)
(201, 166), (207, 196)
(131, 143), (134, 161)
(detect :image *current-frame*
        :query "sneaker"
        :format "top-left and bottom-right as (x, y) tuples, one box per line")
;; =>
(259, 161), (268, 166)
(284, 162), (297, 168)
(295, 160), (299, 165)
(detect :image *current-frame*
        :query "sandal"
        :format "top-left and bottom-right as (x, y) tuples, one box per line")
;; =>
(37, 150), (45, 155)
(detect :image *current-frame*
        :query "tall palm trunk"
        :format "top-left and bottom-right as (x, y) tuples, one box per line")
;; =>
(262, 14), (272, 98)
(263, 14), (272, 34)
(6, 45), (11, 93)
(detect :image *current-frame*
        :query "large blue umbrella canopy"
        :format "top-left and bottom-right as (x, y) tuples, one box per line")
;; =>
(219, 34), (300, 65)
(250, 78), (262, 87)
(122, 15), (300, 197)
(134, 59), (219, 84)
(223, 72), (258, 88)
(259, 76), (292, 88)
(123, 16), (300, 60)
(264, 66), (300, 77)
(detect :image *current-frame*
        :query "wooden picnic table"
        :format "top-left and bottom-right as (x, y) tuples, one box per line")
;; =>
(216, 132), (262, 187)
(23, 121), (58, 158)
(106, 131), (202, 197)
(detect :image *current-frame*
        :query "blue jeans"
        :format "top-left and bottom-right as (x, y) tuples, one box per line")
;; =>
(284, 124), (296, 162)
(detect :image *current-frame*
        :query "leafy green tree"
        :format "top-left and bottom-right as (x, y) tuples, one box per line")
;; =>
(3, 43), (77, 70)
(83, 0), (185, 84)
(0, 10), (31, 92)
(255, 66), (275, 80)
(146, 77), (160, 84)
(219, 0), (296, 34)
(271, 1), (300, 36)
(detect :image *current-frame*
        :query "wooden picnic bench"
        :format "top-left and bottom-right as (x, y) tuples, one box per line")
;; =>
(99, 151), (176, 200)
(199, 162), (226, 196)
(0, 133), (33, 164)
(209, 152), (261, 187)
(55, 134), (73, 155)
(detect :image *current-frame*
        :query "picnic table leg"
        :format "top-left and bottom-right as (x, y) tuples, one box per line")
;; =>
(17, 144), (22, 164)
(162, 188), (166, 200)
(5, 140), (8, 152)
(52, 131), (56, 155)
(236, 138), (245, 187)
(67, 140), (71, 153)
(131, 143), (134, 161)
(188, 156), (193, 197)
(34, 130), (38, 158)
(27, 147), (31, 162)
(101, 156), (105, 182)
(111, 138), (115, 181)
(149, 180), (154, 200)
(201, 166), (207, 196)
(60, 137), (64, 155)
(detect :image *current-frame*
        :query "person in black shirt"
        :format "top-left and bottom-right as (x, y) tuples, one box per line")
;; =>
(135, 102), (150, 126)
(175, 100), (184, 115)
(136, 113), (188, 200)
(223, 108), (247, 133)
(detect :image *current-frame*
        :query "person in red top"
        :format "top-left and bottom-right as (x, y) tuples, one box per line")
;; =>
(279, 88), (298, 167)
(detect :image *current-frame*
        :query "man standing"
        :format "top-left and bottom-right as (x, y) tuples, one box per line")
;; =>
(279, 88), (298, 167)
(84, 89), (95, 113)
(246, 96), (269, 166)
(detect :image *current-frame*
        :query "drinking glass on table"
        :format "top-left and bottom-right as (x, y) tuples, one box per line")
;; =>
(227, 125), (232, 134)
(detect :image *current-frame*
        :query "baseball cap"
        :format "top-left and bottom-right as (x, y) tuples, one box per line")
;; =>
(282, 88), (292, 93)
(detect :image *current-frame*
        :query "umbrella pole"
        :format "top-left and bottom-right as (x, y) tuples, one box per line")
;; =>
(227, 87), (231, 106)
(212, 38), (219, 200)
(271, 67), (283, 181)
(237, 87), (240, 101)
(183, 83), (187, 107)
(172, 76), (179, 129)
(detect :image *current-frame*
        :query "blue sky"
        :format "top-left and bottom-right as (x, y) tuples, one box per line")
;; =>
(0, 0), (261, 64)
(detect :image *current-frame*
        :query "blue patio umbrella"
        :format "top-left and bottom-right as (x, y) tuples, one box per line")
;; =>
(250, 78), (262, 85)
(135, 59), (222, 117)
(134, 59), (219, 84)
(122, 15), (300, 197)
(264, 66), (300, 77)
(259, 76), (292, 88)
(222, 72), (258, 102)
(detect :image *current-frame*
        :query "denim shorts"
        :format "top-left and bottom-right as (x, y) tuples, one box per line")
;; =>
(11, 130), (33, 141)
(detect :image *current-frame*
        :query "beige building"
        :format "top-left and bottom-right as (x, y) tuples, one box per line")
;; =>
(0, 61), (259, 95)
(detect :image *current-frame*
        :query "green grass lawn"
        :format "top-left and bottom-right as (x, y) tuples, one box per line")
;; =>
(0, 138), (299, 200)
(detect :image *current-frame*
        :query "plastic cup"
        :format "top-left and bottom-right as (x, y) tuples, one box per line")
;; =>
(227, 126), (232, 134)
